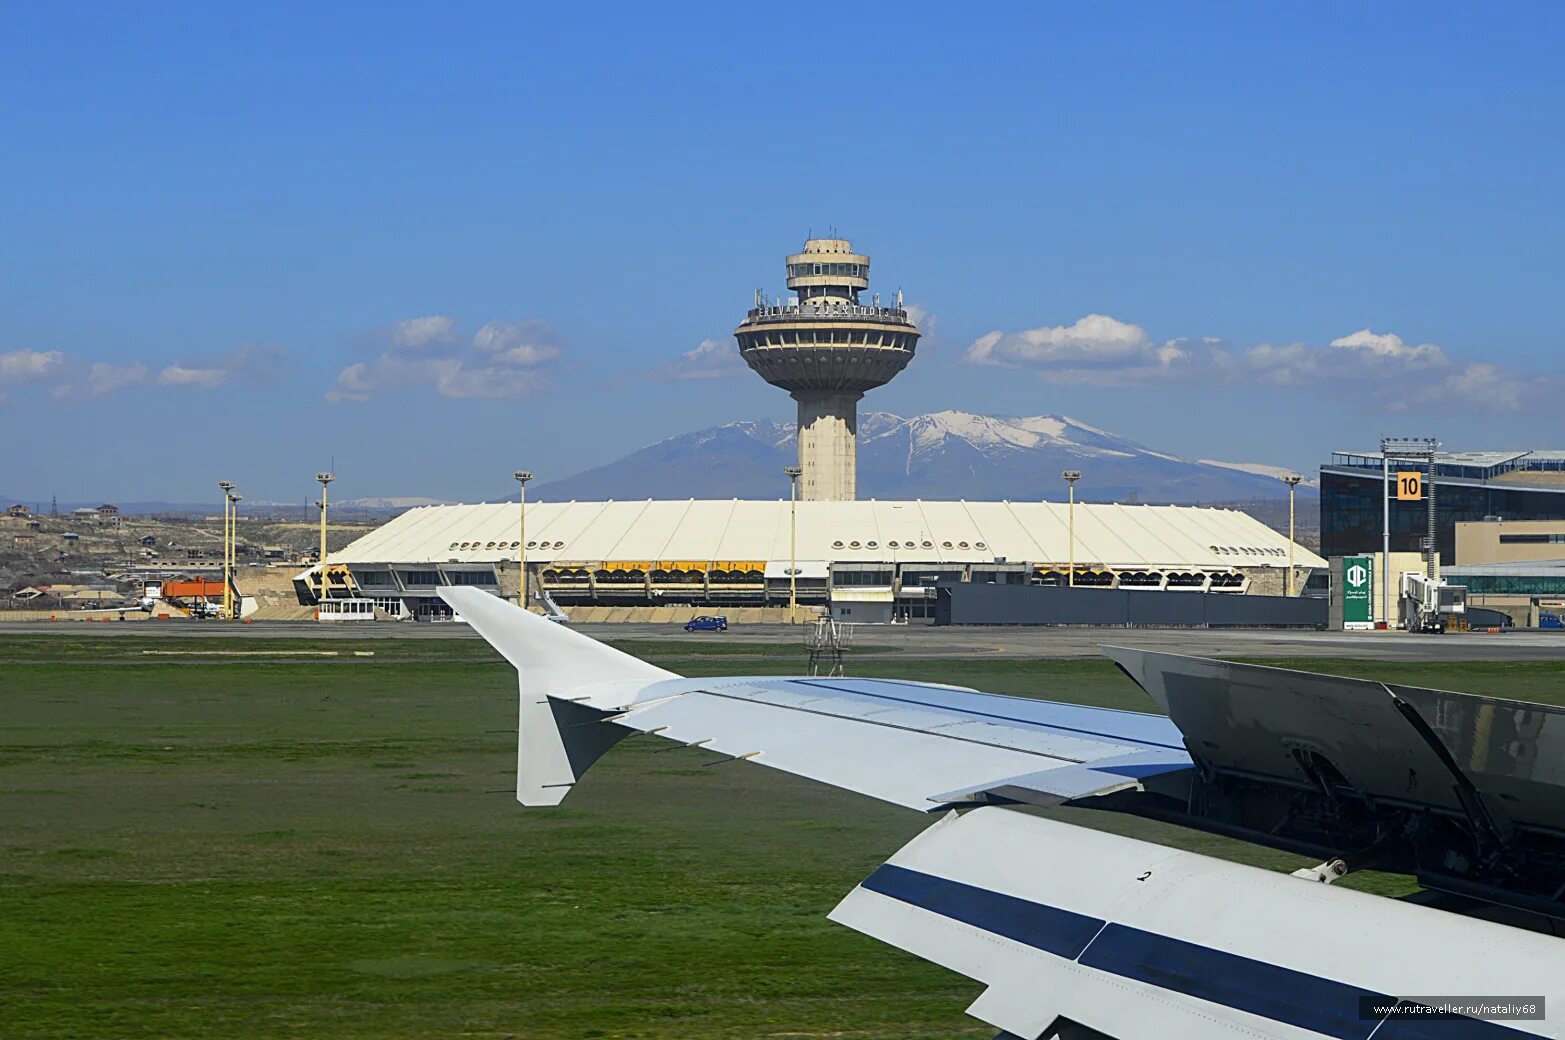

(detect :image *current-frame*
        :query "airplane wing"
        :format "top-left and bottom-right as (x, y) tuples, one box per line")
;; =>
(440, 587), (1565, 1039)
(440, 586), (1192, 811)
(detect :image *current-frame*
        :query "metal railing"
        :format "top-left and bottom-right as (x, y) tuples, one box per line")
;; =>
(741, 304), (912, 325)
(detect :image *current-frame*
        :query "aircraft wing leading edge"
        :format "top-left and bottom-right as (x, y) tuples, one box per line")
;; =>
(439, 587), (1564, 1039)
(441, 586), (1191, 811)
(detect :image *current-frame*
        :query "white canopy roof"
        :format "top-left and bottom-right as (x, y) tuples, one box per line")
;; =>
(327, 499), (1324, 571)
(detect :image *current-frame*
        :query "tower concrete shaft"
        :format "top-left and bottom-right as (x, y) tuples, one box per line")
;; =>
(735, 237), (919, 501)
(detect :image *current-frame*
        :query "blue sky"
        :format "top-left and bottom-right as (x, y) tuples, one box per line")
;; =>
(3, 2), (1563, 503)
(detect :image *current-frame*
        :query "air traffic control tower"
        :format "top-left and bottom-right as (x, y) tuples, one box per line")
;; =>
(735, 237), (920, 500)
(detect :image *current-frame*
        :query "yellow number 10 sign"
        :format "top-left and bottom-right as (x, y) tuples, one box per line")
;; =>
(1397, 471), (1423, 501)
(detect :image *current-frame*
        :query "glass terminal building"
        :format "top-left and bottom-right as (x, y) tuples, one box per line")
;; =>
(1321, 450), (1565, 563)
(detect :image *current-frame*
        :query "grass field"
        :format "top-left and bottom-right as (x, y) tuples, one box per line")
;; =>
(5, 635), (1564, 1039)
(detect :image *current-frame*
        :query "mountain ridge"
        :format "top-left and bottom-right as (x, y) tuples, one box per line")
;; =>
(534, 411), (1315, 503)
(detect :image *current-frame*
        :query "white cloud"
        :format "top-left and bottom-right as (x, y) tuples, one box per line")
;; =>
(961, 314), (1538, 412)
(381, 315), (458, 352)
(1329, 328), (1447, 368)
(904, 303), (940, 347)
(155, 345), (284, 391)
(966, 314), (1190, 385)
(327, 356), (545, 402)
(158, 363), (227, 389)
(53, 361), (149, 399)
(656, 338), (747, 381)
(0, 349), (65, 386)
(1429, 362), (1528, 411)
(330, 316), (559, 402)
(967, 314), (1153, 367)
(472, 319), (561, 366)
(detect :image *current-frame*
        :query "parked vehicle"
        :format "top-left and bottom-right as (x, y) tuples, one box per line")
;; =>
(1540, 611), (1563, 630)
(684, 615), (728, 632)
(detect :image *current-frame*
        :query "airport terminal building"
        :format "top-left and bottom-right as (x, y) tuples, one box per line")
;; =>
(1321, 448), (1565, 564)
(297, 499), (1324, 622)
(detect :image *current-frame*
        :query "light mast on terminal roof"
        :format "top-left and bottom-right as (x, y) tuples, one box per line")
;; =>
(734, 236), (920, 501)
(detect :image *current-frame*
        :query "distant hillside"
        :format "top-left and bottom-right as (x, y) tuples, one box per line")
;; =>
(533, 411), (1317, 504)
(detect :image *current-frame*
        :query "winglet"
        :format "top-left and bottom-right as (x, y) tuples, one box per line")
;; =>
(439, 587), (678, 806)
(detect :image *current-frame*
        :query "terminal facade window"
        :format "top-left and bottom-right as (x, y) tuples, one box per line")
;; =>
(1462, 574), (1565, 595)
(1321, 471), (1565, 564)
(971, 570), (1029, 585)
(833, 569), (893, 587)
(901, 569), (963, 587)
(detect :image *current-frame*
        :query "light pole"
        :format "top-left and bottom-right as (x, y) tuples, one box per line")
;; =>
(1282, 475), (1302, 596)
(784, 466), (802, 622)
(513, 471), (533, 607)
(227, 493), (242, 618)
(1062, 470), (1082, 587)
(218, 481), (235, 619)
(316, 472), (334, 611)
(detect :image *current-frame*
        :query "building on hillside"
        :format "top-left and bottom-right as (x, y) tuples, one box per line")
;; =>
(1322, 449), (1565, 565)
(295, 499), (1325, 623)
(97, 504), (120, 525)
(7, 504), (30, 518)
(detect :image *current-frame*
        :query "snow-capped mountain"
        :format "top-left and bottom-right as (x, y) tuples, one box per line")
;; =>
(532, 411), (1314, 503)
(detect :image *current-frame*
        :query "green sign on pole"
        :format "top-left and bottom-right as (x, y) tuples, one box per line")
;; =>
(1343, 555), (1374, 630)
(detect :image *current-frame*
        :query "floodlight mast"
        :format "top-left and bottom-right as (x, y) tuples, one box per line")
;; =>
(218, 481), (235, 619)
(1282, 474), (1303, 596)
(315, 472), (335, 614)
(784, 466), (803, 621)
(1379, 437), (1439, 625)
(514, 471), (533, 607)
(1062, 471), (1082, 587)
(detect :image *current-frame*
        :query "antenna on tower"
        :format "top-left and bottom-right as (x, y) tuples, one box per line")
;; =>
(895, 288), (904, 309)
(754, 288), (765, 308)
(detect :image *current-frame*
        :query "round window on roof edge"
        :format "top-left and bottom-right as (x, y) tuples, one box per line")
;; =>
(527, 541), (536, 548)
(922, 540), (933, 548)
(867, 540), (878, 548)
(553, 541), (564, 548)
(832, 540), (844, 548)
(485, 541), (495, 548)
(849, 540), (861, 548)
(449, 542), (458, 550)
(942, 541), (953, 548)
(975, 541), (987, 549)
(959, 541), (970, 548)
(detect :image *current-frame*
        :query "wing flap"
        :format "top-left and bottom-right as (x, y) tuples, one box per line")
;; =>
(613, 690), (1072, 810)
(929, 750), (1193, 806)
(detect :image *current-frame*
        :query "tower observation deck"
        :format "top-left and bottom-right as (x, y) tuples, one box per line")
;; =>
(735, 237), (920, 500)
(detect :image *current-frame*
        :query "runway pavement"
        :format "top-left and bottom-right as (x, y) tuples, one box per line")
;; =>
(3, 617), (1562, 660)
